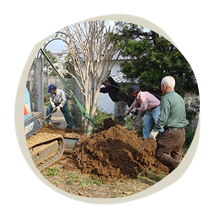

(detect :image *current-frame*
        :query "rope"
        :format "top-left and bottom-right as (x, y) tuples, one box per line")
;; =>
(40, 48), (94, 133)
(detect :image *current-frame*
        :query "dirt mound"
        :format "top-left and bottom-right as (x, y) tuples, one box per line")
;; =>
(62, 125), (169, 181)
(37, 124), (82, 139)
(103, 117), (116, 129)
(37, 124), (168, 181)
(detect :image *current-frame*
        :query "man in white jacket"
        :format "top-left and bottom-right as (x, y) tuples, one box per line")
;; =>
(45, 84), (74, 129)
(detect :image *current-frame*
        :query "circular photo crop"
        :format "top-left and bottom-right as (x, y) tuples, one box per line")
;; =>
(23, 19), (200, 199)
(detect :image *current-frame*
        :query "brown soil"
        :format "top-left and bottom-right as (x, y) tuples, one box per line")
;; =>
(103, 117), (116, 129)
(37, 124), (169, 182)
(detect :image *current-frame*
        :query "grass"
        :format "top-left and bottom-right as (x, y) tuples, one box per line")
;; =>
(45, 167), (59, 177)
(42, 166), (167, 198)
(142, 170), (166, 182)
(66, 173), (103, 187)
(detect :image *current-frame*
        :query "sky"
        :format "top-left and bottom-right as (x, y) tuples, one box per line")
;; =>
(46, 39), (68, 52)
(44, 21), (117, 114)
(45, 20), (115, 52)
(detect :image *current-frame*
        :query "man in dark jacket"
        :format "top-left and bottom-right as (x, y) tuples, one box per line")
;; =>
(100, 76), (127, 124)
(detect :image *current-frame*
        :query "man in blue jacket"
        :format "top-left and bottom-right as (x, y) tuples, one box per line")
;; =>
(45, 84), (75, 129)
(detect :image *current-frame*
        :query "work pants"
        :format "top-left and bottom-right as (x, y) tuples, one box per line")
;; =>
(45, 101), (74, 128)
(143, 106), (163, 138)
(155, 128), (185, 173)
(131, 110), (142, 130)
(114, 101), (128, 126)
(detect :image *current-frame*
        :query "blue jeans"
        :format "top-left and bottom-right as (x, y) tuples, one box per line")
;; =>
(143, 106), (164, 138)
(45, 101), (74, 128)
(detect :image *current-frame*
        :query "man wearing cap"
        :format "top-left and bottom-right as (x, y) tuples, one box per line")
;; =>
(126, 85), (163, 138)
(100, 76), (127, 125)
(45, 84), (75, 129)
(149, 76), (186, 173)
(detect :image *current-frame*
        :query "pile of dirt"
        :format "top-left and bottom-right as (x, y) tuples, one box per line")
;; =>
(103, 117), (116, 129)
(61, 125), (169, 181)
(37, 124), (82, 139)
(37, 124), (169, 181)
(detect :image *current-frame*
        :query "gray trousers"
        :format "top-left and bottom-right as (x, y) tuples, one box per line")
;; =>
(114, 101), (128, 126)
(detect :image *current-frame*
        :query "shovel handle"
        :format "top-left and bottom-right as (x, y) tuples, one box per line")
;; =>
(42, 109), (57, 122)
(138, 139), (150, 152)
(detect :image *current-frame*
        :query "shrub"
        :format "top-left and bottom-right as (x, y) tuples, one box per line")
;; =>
(94, 107), (114, 127)
(184, 125), (196, 149)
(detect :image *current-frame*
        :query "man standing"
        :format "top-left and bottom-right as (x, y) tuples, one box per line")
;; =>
(45, 84), (75, 129)
(149, 76), (186, 173)
(126, 85), (163, 138)
(100, 77), (127, 124)
(117, 92), (142, 131)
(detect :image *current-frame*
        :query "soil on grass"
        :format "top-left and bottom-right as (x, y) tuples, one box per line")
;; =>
(36, 123), (169, 197)
(37, 124), (169, 183)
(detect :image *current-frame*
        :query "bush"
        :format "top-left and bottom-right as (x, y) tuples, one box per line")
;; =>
(184, 125), (196, 149)
(44, 95), (50, 106)
(95, 107), (114, 127)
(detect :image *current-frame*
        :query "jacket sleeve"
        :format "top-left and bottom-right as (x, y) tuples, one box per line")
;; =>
(49, 95), (56, 108)
(59, 90), (67, 108)
(108, 76), (120, 89)
(100, 87), (109, 93)
(154, 97), (170, 131)
(128, 98), (139, 112)
(137, 94), (148, 112)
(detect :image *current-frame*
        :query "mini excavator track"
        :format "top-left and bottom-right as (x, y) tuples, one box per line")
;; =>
(26, 133), (65, 171)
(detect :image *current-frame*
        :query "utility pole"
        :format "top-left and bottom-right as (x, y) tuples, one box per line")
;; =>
(34, 58), (44, 115)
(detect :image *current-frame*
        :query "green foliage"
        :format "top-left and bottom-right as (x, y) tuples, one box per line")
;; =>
(44, 49), (58, 66)
(45, 168), (59, 177)
(184, 125), (196, 149)
(44, 49), (59, 76)
(126, 116), (132, 130)
(94, 107), (114, 127)
(44, 95), (50, 106)
(80, 177), (103, 187)
(68, 172), (80, 180)
(111, 22), (199, 97)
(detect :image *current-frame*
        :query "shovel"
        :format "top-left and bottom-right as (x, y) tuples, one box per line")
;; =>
(118, 115), (126, 124)
(42, 109), (57, 122)
(138, 139), (151, 152)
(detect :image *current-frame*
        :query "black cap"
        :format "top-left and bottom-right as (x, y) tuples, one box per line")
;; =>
(128, 85), (140, 94)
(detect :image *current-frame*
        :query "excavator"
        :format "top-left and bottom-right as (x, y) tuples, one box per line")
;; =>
(24, 87), (77, 171)
(24, 48), (95, 171)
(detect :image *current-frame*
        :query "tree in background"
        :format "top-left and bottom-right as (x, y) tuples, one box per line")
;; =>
(44, 50), (59, 86)
(56, 21), (120, 134)
(111, 22), (199, 98)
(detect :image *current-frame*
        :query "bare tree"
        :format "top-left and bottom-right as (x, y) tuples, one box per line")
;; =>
(62, 21), (120, 135)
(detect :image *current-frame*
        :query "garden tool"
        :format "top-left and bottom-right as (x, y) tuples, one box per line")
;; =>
(42, 109), (57, 122)
(138, 139), (151, 152)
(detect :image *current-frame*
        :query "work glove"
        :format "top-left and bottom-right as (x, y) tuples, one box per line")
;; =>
(52, 107), (57, 112)
(130, 107), (137, 114)
(125, 109), (130, 116)
(56, 106), (61, 111)
(149, 129), (159, 140)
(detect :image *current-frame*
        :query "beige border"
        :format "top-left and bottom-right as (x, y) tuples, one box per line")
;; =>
(15, 14), (200, 204)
